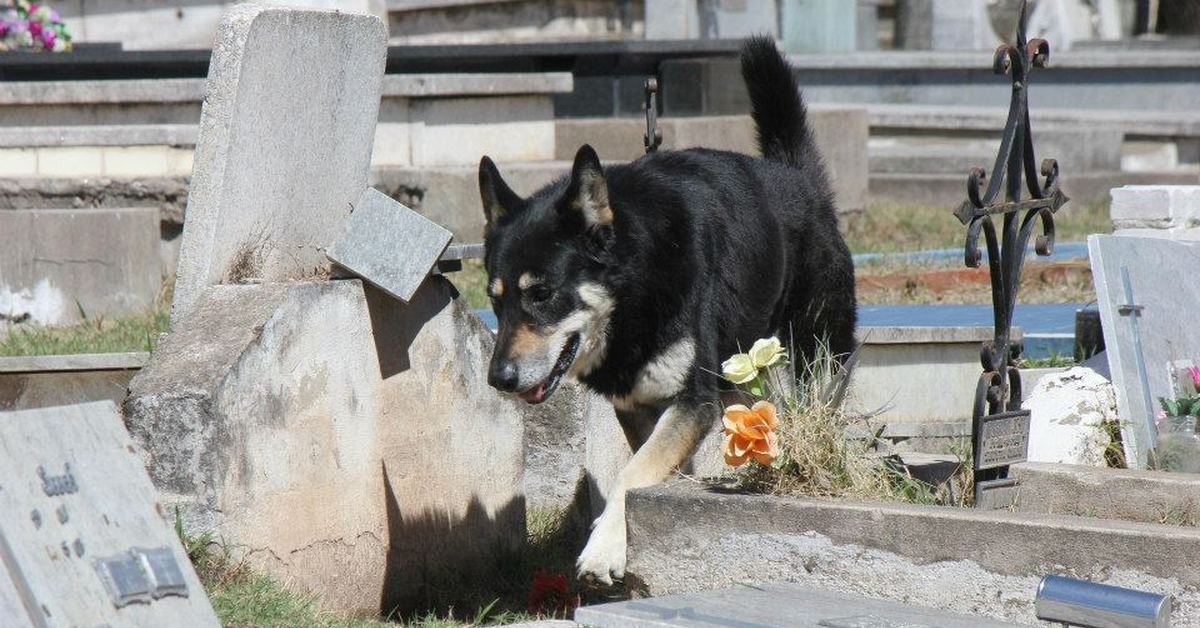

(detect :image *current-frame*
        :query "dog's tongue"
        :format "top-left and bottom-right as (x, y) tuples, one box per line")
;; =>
(519, 383), (546, 403)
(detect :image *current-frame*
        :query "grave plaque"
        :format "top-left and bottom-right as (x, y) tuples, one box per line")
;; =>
(0, 401), (219, 627)
(974, 410), (1031, 471)
(326, 188), (452, 303)
(975, 478), (1019, 510)
(1089, 234), (1200, 468)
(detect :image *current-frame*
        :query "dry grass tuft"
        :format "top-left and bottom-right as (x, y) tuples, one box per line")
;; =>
(730, 343), (971, 506)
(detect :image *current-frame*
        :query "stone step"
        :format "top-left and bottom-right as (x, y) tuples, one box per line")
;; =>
(573, 582), (1023, 627)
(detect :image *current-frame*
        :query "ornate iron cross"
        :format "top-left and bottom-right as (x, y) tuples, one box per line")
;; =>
(954, 0), (1070, 505)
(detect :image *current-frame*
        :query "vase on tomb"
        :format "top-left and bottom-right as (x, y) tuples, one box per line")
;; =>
(1154, 415), (1200, 473)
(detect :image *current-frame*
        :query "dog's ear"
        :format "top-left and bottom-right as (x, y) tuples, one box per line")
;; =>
(479, 156), (521, 232)
(562, 144), (612, 230)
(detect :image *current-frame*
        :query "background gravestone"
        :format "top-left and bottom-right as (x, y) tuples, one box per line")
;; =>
(0, 401), (218, 627)
(171, 4), (387, 323)
(1090, 234), (1200, 468)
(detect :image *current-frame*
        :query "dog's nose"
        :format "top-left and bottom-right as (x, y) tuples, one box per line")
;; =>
(488, 359), (519, 392)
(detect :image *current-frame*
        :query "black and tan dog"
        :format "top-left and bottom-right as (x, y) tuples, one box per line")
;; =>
(478, 37), (857, 583)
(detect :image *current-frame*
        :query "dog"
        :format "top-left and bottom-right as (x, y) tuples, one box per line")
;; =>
(477, 36), (857, 583)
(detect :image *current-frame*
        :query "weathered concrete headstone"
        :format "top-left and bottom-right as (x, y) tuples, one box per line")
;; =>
(1023, 365), (1118, 466)
(327, 188), (451, 303)
(898, 0), (997, 51)
(126, 277), (526, 614)
(0, 401), (218, 627)
(171, 4), (387, 323)
(1090, 234), (1200, 467)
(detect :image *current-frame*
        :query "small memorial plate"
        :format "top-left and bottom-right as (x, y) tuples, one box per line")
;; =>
(975, 410), (1031, 471)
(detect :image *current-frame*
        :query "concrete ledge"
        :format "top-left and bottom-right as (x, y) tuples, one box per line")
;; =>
(0, 73), (573, 106)
(786, 50), (1200, 71)
(626, 480), (1200, 624)
(0, 125), (199, 148)
(857, 325), (1001, 345)
(0, 352), (148, 373)
(867, 104), (1200, 138)
(1013, 462), (1200, 525)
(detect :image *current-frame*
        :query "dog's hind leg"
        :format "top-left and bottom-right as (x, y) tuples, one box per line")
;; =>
(576, 401), (709, 584)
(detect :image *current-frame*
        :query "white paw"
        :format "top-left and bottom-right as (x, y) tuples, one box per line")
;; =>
(576, 511), (626, 585)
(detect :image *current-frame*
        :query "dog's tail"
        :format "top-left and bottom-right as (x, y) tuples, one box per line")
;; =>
(740, 36), (815, 168)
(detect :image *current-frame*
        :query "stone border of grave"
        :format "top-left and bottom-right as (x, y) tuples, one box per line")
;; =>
(624, 479), (1200, 624)
(0, 352), (148, 412)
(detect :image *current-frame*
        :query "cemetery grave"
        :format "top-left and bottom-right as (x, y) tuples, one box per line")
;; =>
(2, 1), (1200, 627)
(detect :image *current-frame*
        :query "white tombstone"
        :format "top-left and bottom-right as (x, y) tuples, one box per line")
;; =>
(0, 401), (219, 627)
(171, 4), (387, 324)
(1111, 185), (1200, 241)
(1089, 234), (1200, 468)
(1024, 365), (1118, 466)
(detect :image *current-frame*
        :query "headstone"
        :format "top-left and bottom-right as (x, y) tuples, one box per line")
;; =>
(0, 401), (219, 627)
(1023, 365), (1119, 466)
(780, 0), (859, 53)
(897, 0), (997, 51)
(1110, 185), (1200, 241)
(574, 582), (1022, 627)
(171, 4), (387, 324)
(645, 0), (777, 40)
(1089, 234), (1200, 467)
(327, 188), (452, 303)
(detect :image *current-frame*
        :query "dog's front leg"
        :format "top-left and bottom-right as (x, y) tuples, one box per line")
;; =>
(577, 401), (709, 584)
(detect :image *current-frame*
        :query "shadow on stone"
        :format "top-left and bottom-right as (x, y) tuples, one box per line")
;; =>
(366, 276), (451, 379)
(379, 460), (527, 618)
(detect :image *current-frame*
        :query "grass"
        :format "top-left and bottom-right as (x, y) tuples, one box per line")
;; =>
(179, 505), (627, 628)
(842, 200), (1111, 255)
(0, 278), (172, 357)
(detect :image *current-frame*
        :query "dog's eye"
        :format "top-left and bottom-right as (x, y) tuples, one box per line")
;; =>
(526, 285), (553, 304)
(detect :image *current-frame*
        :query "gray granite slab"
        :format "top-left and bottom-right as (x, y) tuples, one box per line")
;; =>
(574, 582), (1021, 627)
(327, 188), (452, 303)
(0, 401), (219, 626)
(1089, 234), (1200, 468)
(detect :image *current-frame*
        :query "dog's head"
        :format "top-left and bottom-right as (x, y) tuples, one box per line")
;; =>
(479, 145), (615, 404)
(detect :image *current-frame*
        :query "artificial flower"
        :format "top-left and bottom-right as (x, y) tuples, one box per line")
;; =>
(721, 352), (758, 384)
(1188, 366), (1200, 390)
(722, 400), (780, 467)
(748, 336), (786, 368)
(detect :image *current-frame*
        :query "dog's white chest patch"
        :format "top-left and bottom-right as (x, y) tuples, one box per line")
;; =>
(613, 337), (695, 410)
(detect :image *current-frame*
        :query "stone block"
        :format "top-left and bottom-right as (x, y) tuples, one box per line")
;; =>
(1110, 185), (1200, 233)
(171, 5), (387, 323)
(576, 582), (1021, 627)
(523, 382), (615, 518)
(0, 401), (219, 626)
(1013, 462), (1200, 524)
(0, 207), (161, 326)
(372, 98), (412, 167)
(0, 147), (38, 177)
(102, 145), (193, 178)
(124, 277), (525, 614)
(374, 162), (571, 242)
(644, 0), (700, 39)
(1022, 365), (1118, 466)
(625, 480), (1200, 624)
(36, 146), (104, 178)
(1089, 234), (1200, 468)
(0, 352), (146, 411)
(408, 95), (555, 167)
(327, 188), (451, 303)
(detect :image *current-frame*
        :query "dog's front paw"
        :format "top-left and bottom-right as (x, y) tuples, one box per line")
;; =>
(576, 512), (626, 585)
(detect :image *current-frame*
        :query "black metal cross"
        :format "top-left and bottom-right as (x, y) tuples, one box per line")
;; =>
(954, 0), (1070, 506)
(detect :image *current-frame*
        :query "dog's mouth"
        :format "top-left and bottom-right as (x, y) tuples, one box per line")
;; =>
(517, 334), (581, 404)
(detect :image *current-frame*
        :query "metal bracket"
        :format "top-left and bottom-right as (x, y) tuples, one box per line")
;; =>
(643, 77), (662, 153)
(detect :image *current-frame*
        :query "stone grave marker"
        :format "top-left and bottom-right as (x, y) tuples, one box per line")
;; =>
(0, 401), (219, 627)
(171, 4), (387, 323)
(1090, 234), (1200, 468)
(327, 188), (452, 303)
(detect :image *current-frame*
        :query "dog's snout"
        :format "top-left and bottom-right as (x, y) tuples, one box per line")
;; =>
(488, 358), (520, 392)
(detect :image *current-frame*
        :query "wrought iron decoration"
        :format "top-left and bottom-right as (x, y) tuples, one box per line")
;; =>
(953, 0), (1070, 504)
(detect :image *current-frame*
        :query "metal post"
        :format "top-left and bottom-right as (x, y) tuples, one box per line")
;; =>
(643, 77), (662, 154)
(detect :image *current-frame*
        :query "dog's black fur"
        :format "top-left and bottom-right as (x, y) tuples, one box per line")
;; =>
(480, 35), (857, 581)
(480, 36), (856, 407)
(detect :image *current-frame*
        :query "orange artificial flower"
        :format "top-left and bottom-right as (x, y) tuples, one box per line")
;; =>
(722, 400), (780, 467)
